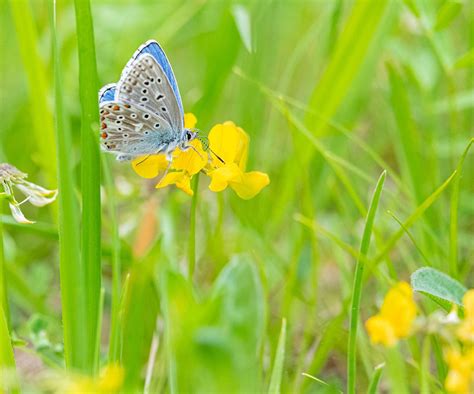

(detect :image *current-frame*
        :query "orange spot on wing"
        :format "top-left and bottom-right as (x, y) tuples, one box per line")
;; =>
(101, 123), (107, 129)
(113, 105), (120, 111)
(101, 132), (108, 139)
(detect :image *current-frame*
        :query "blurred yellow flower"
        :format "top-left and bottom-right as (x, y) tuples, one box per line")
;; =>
(62, 364), (124, 394)
(365, 282), (417, 347)
(206, 121), (270, 199)
(457, 289), (474, 343)
(444, 348), (474, 394)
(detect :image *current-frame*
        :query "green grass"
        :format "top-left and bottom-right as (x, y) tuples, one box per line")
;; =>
(347, 170), (386, 394)
(0, 0), (473, 393)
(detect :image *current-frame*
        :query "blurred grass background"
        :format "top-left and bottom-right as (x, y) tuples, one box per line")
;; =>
(0, 0), (473, 392)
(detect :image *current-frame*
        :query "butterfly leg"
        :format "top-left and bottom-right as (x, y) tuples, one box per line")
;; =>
(117, 154), (134, 161)
(180, 144), (205, 160)
(155, 153), (173, 185)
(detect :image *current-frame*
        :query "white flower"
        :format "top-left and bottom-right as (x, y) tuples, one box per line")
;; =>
(0, 163), (57, 224)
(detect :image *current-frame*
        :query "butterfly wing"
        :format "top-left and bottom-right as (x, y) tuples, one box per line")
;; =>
(99, 101), (175, 159)
(99, 83), (116, 104)
(116, 54), (183, 132)
(121, 40), (183, 115)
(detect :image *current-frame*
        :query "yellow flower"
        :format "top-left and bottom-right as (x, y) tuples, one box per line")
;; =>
(444, 348), (474, 393)
(59, 363), (124, 394)
(206, 121), (270, 199)
(131, 113), (207, 195)
(131, 115), (270, 199)
(457, 289), (474, 343)
(365, 282), (417, 347)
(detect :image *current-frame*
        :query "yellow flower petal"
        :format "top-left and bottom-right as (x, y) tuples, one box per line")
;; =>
(156, 171), (193, 196)
(380, 281), (416, 338)
(463, 290), (474, 318)
(171, 140), (207, 175)
(208, 122), (248, 167)
(444, 348), (474, 393)
(132, 154), (168, 179)
(365, 315), (398, 347)
(230, 171), (270, 200)
(98, 364), (124, 392)
(457, 289), (474, 343)
(184, 113), (197, 129)
(208, 163), (242, 192)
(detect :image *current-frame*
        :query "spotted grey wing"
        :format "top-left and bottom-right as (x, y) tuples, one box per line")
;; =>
(99, 101), (174, 159)
(122, 40), (184, 115)
(116, 54), (183, 132)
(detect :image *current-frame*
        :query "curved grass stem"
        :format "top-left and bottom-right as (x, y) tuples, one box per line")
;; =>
(347, 170), (386, 394)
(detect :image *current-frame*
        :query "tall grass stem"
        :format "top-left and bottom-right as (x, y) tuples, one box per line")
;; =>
(347, 170), (386, 394)
(74, 0), (102, 371)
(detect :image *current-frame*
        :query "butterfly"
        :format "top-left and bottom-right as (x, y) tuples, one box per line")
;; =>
(98, 40), (199, 163)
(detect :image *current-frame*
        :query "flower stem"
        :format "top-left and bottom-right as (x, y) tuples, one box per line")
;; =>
(347, 171), (386, 394)
(188, 174), (200, 280)
(0, 199), (10, 327)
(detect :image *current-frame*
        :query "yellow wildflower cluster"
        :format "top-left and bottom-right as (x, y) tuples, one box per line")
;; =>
(365, 282), (417, 347)
(444, 290), (474, 394)
(61, 364), (124, 394)
(132, 114), (270, 199)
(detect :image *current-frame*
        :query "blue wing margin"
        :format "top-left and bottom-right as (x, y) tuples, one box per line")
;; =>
(99, 83), (116, 104)
(125, 40), (183, 115)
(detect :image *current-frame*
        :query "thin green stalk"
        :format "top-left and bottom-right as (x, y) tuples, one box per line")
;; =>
(188, 174), (200, 280)
(420, 336), (431, 394)
(347, 171), (386, 394)
(74, 0), (102, 371)
(449, 138), (473, 278)
(94, 288), (105, 374)
(268, 318), (287, 394)
(102, 156), (121, 363)
(386, 347), (409, 394)
(0, 304), (18, 394)
(0, 200), (9, 326)
(367, 363), (384, 394)
(50, 0), (86, 370)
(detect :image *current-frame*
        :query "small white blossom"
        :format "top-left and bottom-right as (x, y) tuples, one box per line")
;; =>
(0, 163), (57, 224)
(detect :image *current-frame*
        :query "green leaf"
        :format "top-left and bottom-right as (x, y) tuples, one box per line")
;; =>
(162, 255), (265, 394)
(411, 267), (467, 310)
(434, 0), (463, 31)
(268, 318), (287, 394)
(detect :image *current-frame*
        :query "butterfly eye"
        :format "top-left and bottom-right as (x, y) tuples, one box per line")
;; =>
(186, 131), (193, 141)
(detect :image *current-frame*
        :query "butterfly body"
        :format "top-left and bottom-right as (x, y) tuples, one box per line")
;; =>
(99, 41), (196, 162)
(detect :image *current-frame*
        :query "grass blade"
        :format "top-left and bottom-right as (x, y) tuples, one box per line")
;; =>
(371, 170), (458, 269)
(0, 304), (18, 393)
(74, 0), (102, 371)
(268, 318), (287, 394)
(367, 363), (384, 394)
(9, 0), (57, 185)
(306, 0), (390, 133)
(49, 0), (86, 371)
(102, 156), (121, 363)
(347, 170), (386, 394)
(449, 138), (473, 278)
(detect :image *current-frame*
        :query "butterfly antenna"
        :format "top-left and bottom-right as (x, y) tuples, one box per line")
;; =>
(135, 154), (151, 166)
(209, 148), (225, 164)
(195, 132), (225, 164)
